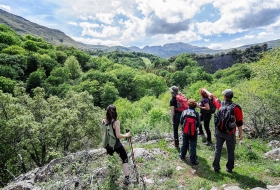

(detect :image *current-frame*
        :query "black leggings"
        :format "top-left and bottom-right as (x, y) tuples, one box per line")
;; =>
(106, 145), (128, 163)
(199, 113), (212, 142)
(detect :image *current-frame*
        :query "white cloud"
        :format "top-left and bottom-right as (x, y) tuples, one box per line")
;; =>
(164, 30), (202, 42)
(112, 1), (121, 7)
(78, 15), (88, 20)
(0, 4), (11, 11)
(136, 0), (212, 23)
(204, 39), (210, 42)
(95, 12), (115, 24)
(79, 22), (99, 28)
(72, 36), (122, 46)
(257, 31), (274, 38)
(82, 25), (121, 38)
(67, 21), (78, 26)
(231, 35), (256, 42)
(197, 0), (280, 36)
(208, 43), (222, 50)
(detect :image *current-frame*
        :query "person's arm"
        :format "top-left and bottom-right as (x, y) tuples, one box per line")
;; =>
(170, 106), (175, 125)
(180, 110), (185, 125)
(234, 106), (244, 140)
(114, 120), (131, 139)
(238, 126), (243, 140)
(197, 102), (210, 110)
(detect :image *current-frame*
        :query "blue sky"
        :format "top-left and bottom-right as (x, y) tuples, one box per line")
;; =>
(1, 0), (280, 49)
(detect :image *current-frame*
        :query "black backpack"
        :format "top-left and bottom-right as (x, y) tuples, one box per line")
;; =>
(208, 98), (217, 114)
(214, 102), (237, 133)
(182, 110), (197, 136)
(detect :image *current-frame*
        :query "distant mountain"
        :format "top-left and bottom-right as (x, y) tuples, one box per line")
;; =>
(132, 42), (216, 57)
(1, 8), (279, 58)
(0, 9), (83, 48)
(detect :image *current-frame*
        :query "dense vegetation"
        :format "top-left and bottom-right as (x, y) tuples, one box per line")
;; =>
(0, 24), (279, 187)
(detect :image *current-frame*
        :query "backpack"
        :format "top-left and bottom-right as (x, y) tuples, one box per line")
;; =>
(214, 102), (237, 133)
(182, 110), (197, 136)
(101, 120), (117, 150)
(175, 94), (188, 112)
(208, 98), (216, 114)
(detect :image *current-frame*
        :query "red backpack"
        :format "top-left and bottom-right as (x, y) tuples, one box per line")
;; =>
(175, 94), (188, 112)
(183, 110), (197, 136)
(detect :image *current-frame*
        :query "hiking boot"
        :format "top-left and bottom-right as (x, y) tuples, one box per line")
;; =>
(190, 160), (199, 166)
(197, 131), (204, 136)
(204, 141), (213, 146)
(123, 177), (130, 185)
(212, 167), (220, 173)
(226, 168), (233, 173)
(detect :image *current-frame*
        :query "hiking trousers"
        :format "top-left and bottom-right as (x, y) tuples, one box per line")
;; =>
(212, 129), (236, 171)
(198, 113), (212, 142)
(180, 133), (197, 164)
(173, 113), (181, 146)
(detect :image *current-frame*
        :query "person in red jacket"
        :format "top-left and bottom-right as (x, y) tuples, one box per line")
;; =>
(212, 89), (243, 173)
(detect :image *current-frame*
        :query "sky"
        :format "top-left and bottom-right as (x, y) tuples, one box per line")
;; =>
(1, 0), (280, 49)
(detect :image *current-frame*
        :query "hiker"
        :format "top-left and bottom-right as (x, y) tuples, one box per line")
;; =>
(197, 88), (213, 146)
(101, 104), (131, 185)
(212, 89), (243, 173)
(179, 99), (200, 165)
(170, 86), (188, 148)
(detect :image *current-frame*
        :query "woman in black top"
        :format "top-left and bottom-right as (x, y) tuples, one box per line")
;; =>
(197, 88), (213, 145)
(102, 105), (131, 185)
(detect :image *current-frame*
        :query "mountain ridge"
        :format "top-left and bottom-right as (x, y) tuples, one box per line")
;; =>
(1, 8), (279, 58)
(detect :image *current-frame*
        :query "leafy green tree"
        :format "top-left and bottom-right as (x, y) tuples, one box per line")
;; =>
(0, 76), (16, 93)
(56, 51), (67, 64)
(1, 45), (27, 55)
(0, 28), (21, 45)
(168, 71), (188, 89)
(38, 54), (59, 76)
(23, 40), (38, 52)
(75, 79), (100, 105)
(82, 69), (118, 87)
(0, 65), (18, 79)
(64, 56), (82, 80)
(45, 67), (70, 86)
(109, 65), (136, 100)
(174, 53), (198, 70)
(101, 82), (119, 108)
(26, 69), (46, 94)
(65, 47), (91, 70)
(0, 54), (27, 80)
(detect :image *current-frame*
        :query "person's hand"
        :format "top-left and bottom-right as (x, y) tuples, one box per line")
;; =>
(126, 132), (131, 138)
(238, 134), (243, 141)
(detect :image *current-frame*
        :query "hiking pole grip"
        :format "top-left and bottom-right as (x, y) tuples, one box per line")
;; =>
(125, 129), (130, 141)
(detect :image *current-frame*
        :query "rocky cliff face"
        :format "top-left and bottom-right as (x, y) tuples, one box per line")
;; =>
(196, 55), (234, 73)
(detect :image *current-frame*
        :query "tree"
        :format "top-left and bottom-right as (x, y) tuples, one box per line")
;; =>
(26, 69), (46, 94)
(0, 76), (16, 93)
(64, 56), (82, 80)
(1, 45), (27, 55)
(174, 54), (198, 70)
(100, 82), (119, 108)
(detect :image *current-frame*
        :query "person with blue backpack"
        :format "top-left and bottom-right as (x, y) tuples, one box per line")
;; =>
(212, 89), (243, 173)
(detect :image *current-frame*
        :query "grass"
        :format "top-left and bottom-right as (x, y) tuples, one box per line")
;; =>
(137, 133), (280, 190)
(141, 57), (152, 68)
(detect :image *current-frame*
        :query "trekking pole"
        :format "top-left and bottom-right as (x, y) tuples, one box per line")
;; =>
(126, 129), (139, 183)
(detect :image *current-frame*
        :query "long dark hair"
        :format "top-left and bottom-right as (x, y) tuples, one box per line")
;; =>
(106, 104), (118, 123)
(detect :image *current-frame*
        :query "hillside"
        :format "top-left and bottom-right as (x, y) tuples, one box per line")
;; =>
(0, 9), (83, 48)
(3, 133), (280, 190)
